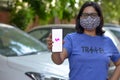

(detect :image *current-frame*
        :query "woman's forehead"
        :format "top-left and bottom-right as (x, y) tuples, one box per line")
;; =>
(83, 6), (97, 13)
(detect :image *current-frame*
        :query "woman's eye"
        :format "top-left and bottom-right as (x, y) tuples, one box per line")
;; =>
(81, 13), (98, 18)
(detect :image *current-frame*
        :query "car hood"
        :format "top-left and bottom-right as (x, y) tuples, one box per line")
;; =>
(7, 51), (69, 78)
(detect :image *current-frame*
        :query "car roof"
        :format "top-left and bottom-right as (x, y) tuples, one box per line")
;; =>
(104, 23), (120, 27)
(27, 24), (75, 32)
(35, 24), (75, 28)
(0, 23), (14, 28)
(28, 23), (120, 32)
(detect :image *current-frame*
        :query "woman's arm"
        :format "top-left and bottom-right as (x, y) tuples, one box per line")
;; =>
(109, 58), (120, 80)
(51, 48), (68, 65)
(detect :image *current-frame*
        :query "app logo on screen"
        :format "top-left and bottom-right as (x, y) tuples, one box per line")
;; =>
(55, 38), (60, 42)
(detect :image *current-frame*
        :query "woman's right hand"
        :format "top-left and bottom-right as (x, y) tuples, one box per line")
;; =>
(46, 33), (68, 65)
(46, 33), (53, 51)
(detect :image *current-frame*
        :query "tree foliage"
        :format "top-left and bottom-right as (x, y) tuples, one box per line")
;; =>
(101, 0), (120, 24)
(11, 0), (120, 30)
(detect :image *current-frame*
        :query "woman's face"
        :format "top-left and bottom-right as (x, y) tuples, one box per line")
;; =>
(80, 6), (100, 31)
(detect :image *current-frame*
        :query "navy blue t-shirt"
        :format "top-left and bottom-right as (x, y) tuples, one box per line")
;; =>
(63, 32), (120, 80)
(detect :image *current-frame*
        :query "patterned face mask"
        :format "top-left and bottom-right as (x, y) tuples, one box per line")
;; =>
(80, 16), (100, 30)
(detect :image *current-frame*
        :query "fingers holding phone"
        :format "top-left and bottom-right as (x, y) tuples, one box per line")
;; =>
(46, 33), (53, 51)
(46, 28), (63, 52)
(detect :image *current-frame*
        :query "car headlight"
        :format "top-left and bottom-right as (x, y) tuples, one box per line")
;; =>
(25, 72), (68, 80)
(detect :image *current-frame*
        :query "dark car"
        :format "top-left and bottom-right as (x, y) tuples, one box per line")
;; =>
(27, 24), (120, 79)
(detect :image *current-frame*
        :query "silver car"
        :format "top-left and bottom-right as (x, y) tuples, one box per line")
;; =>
(28, 24), (120, 79)
(0, 23), (69, 80)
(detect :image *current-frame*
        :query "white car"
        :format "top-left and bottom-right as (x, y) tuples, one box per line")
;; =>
(0, 23), (69, 80)
(28, 24), (120, 52)
(28, 24), (120, 79)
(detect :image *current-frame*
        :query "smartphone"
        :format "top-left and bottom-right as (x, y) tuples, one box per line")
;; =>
(52, 28), (63, 52)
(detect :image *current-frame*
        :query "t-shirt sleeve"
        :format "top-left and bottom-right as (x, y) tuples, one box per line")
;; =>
(110, 47), (120, 62)
(63, 34), (72, 57)
(108, 38), (120, 62)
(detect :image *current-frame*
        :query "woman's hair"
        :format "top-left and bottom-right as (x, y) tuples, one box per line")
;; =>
(75, 1), (105, 35)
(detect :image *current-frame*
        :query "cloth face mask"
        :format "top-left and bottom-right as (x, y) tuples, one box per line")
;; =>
(80, 16), (100, 30)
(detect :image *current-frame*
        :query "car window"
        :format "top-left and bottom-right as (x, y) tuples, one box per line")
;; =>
(29, 28), (51, 44)
(104, 29), (117, 45)
(104, 29), (120, 52)
(29, 27), (75, 45)
(29, 28), (51, 40)
(108, 29), (120, 52)
(63, 28), (76, 37)
(110, 30), (120, 42)
(0, 27), (47, 57)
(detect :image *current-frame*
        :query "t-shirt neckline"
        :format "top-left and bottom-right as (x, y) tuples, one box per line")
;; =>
(82, 33), (99, 38)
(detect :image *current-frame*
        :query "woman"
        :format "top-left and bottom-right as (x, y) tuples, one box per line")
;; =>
(47, 1), (120, 80)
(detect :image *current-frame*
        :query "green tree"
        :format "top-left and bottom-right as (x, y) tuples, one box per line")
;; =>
(101, 0), (120, 24)
(11, 0), (120, 30)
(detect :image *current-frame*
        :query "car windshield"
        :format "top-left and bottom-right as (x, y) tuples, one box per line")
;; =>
(0, 26), (47, 57)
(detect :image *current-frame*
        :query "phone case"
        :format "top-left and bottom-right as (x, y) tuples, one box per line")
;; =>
(52, 28), (63, 52)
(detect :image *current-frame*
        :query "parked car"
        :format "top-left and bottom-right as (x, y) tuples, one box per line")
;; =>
(0, 23), (69, 80)
(28, 24), (120, 79)
(27, 24), (120, 52)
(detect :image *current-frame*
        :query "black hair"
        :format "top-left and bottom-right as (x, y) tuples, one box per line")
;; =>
(75, 1), (105, 35)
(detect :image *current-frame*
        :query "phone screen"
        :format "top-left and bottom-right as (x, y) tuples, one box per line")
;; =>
(52, 28), (63, 52)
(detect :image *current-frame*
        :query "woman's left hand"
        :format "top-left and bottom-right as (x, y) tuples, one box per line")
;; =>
(109, 58), (120, 80)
